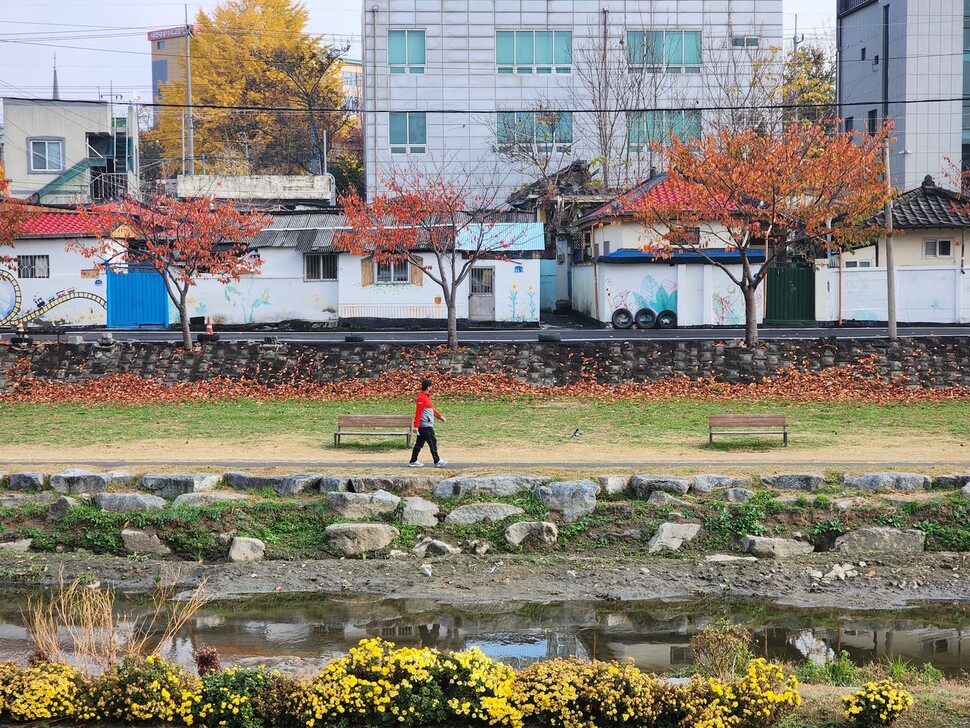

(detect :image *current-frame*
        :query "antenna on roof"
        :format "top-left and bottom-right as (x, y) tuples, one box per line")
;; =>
(52, 53), (60, 100)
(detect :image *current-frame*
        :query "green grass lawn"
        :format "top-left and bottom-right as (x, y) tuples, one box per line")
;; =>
(1, 397), (966, 452)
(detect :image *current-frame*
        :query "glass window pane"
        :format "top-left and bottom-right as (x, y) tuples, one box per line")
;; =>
(496, 31), (514, 65)
(685, 111), (701, 139)
(31, 143), (46, 171)
(394, 262), (409, 282)
(534, 31), (553, 64)
(496, 112), (514, 144)
(407, 30), (425, 65)
(515, 31), (534, 65)
(408, 112), (427, 145)
(49, 142), (62, 169)
(665, 31), (684, 66)
(626, 31), (643, 65)
(516, 112), (534, 144)
(645, 31), (664, 66)
(554, 31), (571, 65)
(556, 113), (572, 144)
(535, 114), (554, 144)
(389, 112), (408, 145)
(684, 31), (702, 65)
(923, 240), (935, 256)
(940, 240), (952, 256)
(388, 31), (405, 65)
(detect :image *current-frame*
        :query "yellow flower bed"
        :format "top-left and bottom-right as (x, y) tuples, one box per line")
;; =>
(843, 678), (914, 726)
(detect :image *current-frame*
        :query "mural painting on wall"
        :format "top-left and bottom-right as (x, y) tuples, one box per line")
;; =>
(191, 286), (273, 324)
(605, 275), (678, 316)
(507, 284), (537, 321)
(0, 269), (106, 326)
(711, 284), (765, 325)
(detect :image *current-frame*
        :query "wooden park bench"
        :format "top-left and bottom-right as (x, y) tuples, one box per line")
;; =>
(334, 414), (415, 447)
(708, 414), (788, 446)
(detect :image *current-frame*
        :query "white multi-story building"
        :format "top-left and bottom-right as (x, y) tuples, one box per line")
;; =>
(362, 0), (783, 201)
(837, 0), (965, 189)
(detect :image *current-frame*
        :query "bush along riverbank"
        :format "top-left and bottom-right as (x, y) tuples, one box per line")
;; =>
(1, 470), (969, 563)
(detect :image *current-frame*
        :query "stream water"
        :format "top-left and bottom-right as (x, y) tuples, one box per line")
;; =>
(2, 592), (968, 676)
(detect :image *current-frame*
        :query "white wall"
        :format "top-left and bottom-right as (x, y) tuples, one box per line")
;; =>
(820, 266), (970, 323)
(0, 239), (107, 325)
(179, 248), (340, 325)
(338, 254), (541, 322)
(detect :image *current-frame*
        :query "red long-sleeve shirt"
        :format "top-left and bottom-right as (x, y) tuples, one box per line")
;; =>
(413, 390), (440, 429)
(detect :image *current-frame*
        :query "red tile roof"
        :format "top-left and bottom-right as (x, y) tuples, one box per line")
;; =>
(581, 175), (684, 222)
(20, 211), (93, 237)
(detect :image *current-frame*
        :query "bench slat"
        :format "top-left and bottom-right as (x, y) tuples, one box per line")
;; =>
(338, 415), (412, 427)
(709, 415), (786, 427)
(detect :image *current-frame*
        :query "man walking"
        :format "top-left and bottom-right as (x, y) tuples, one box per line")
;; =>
(409, 378), (447, 468)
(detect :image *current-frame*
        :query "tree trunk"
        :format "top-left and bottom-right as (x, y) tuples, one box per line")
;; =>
(179, 295), (192, 349)
(742, 284), (760, 347)
(446, 291), (458, 348)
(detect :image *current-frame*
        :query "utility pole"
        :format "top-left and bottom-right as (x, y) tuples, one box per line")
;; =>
(792, 15), (804, 54)
(185, 5), (195, 175)
(883, 140), (897, 340)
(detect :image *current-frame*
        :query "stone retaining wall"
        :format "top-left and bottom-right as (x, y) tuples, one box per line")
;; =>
(1, 336), (969, 389)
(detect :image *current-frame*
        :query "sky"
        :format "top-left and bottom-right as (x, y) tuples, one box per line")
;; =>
(0, 0), (835, 111)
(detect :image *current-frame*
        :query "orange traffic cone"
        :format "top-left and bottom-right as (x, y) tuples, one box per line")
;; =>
(205, 317), (214, 335)
(17, 321), (25, 334)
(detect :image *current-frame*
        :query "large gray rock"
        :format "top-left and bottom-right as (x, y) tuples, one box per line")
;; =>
(964, 483), (970, 499)
(435, 475), (549, 499)
(412, 535), (460, 557)
(647, 491), (689, 508)
(444, 503), (525, 525)
(121, 529), (171, 556)
(834, 527), (926, 554)
(105, 471), (137, 488)
(172, 492), (248, 508)
(0, 539), (32, 552)
(533, 480), (598, 523)
(347, 476), (437, 496)
(228, 537), (265, 562)
(721, 488), (756, 503)
(935, 474), (970, 490)
(224, 472), (285, 492)
(141, 474), (220, 498)
(325, 523), (399, 557)
(597, 476), (630, 496)
(647, 522), (701, 553)
(760, 473), (824, 491)
(50, 469), (108, 495)
(9, 473), (46, 492)
(278, 473), (324, 496)
(0, 493), (56, 508)
(47, 496), (79, 520)
(740, 536), (814, 558)
(94, 493), (167, 513)
(318, 477), (351, 493)
(402, 497), (440, 527)
(694, 474), (749, 493)
(327, 490), (401, 518)
(843, 473), (931, 491)
(631, 475), (690, 497)
(505, 521), (558, 546)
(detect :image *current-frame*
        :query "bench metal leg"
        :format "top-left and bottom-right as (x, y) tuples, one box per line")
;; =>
(334, 433), (340, 447)
(783, 429), (788, 446)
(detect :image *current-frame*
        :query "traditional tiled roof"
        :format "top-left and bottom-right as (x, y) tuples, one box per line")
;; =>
(870, 175), (970, 229)
(19, 210), (94, 238)
(579, 174), (703, 225)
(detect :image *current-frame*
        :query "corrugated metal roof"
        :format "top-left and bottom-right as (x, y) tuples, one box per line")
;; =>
(456, 222), (545, 252)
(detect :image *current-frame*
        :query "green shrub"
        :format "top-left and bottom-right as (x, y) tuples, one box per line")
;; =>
(689, 620), (754, 680)
(190, 666), (272, 728)
(700, 658), (801, 728)
(89, 654), (198, 723)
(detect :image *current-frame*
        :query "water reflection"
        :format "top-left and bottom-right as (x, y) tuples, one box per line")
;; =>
(0, 592), (967, 676)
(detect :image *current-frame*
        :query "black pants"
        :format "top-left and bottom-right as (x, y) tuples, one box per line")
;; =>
(410, 426), (440, 464)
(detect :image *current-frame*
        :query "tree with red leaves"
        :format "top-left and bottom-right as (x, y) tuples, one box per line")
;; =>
(337, 171), (519, 348)
(629, 123), (890, 346)
(72, 195), (270, 348)
(0, 163), (37, 265)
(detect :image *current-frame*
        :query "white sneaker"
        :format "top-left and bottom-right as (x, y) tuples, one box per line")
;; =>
(408, 461), (424, 468)
(435, 460), (448, 468)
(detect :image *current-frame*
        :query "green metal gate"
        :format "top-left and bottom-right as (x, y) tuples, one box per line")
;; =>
(764, 262), (815, 324)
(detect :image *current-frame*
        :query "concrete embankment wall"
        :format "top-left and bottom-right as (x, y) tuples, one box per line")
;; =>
(1, 337), (969, 389)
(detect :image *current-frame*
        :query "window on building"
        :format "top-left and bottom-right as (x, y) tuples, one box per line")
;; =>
(496, 111), (572, 151)
(867, 109), (878, 134)
(304, 253), (338, 281)
(626, 30), (701, 73)
(389, 111), (427, 153)
(376, 260), (410, 283)
(156, 40), (166, 50)
(845, 116), (854, 132)
(843, 260), (873, 268)
(388, 30), (426, 73)
(860, 47), (866, 60)
(29, 139), (63, 173)
(18, 255), (50, 278)
(923, 239), (953, 258)
(627, 110), (701, 151)
(496, 30), (572, 74)
(731, 36), (760, 48)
